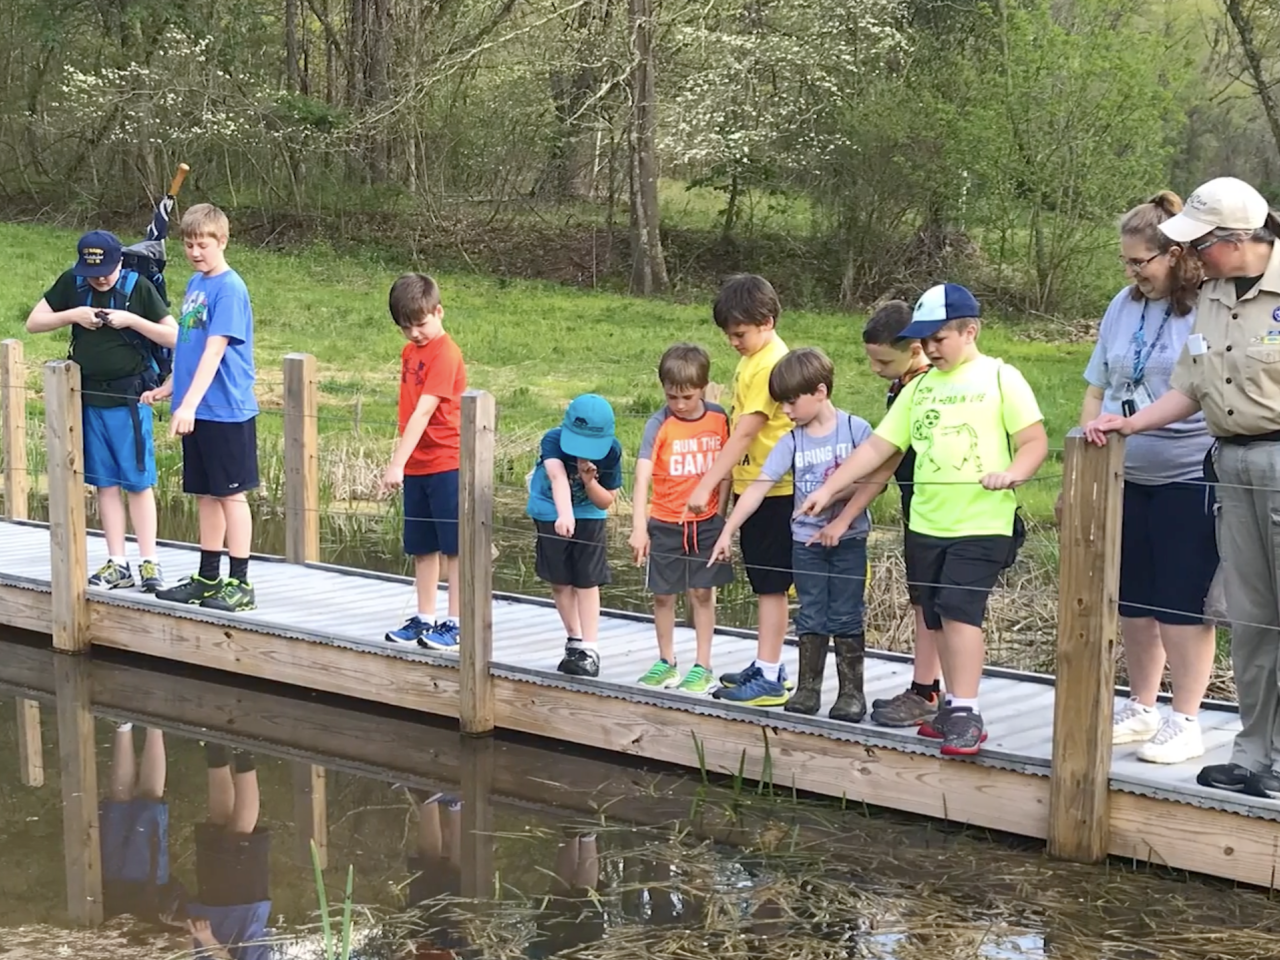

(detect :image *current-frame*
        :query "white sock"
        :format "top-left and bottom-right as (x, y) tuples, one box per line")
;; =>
(567, 638), (597, 649)
(1129, 698), (1157, 714)
(109, 556), (128, 566)
(1174, 712), (1198, 726)
(755, 659), (781, 682)
(416, 612), (435, 623)
(117, 722), (133, 732)
(948, 696), (980, 712)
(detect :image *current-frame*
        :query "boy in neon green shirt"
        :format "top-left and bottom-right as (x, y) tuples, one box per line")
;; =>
(799, 284), (1047, 754)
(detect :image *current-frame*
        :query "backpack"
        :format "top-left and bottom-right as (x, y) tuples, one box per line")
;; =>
(73, 269), (173, 387)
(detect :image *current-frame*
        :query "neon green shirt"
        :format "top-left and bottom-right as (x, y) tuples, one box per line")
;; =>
(875, 354), (1042, 538)
(729, 335), (793, 497)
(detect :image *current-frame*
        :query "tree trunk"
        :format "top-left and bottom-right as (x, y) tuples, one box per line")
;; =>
(285, 0), (301, 93)
(627, 0), (668, 294)
(1224, 0), (1280, 163)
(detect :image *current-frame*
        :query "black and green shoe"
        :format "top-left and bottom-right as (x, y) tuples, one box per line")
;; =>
(201, 578), (256, 613)
(154, 574), (222, 605)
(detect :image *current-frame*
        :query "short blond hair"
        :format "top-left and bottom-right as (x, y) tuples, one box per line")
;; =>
(180, 203), (230, 242)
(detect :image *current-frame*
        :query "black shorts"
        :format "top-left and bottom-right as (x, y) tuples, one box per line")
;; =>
(739, 494), (793, 596)
(646, 516), (735, 595)
(534, 518), (611, 589)
(182, 418), (260, 498)
(403, 470), (460, 557)
(905, 531), (1012, 631)
(1119, 480), (1218, 625)
(194, 824), (270, 907)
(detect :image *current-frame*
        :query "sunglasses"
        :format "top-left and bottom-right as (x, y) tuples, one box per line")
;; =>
(1191, 235), (1229, 254)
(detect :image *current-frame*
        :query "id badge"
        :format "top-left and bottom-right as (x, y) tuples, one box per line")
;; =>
(1121, 382), (1154, 417)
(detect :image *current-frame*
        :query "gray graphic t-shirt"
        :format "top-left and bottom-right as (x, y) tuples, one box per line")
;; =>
(760, 410), (874, 543)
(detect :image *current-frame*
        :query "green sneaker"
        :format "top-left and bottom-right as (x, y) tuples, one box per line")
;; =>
(638, 659), (680, 688)
(677, 664), (714, 694)
(155, 574), (222, 605)
(201, 578), (256, 613)
(88, 559), (134, 590)
(138, 559), (164, 593)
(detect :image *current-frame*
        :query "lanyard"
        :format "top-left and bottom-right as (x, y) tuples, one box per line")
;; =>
(1130, 299), (1172, 388)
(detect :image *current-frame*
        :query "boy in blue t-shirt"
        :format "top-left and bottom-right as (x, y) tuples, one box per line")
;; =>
(710, 348), (890, 722)
(526, 394), (623, 678)
(149, 204), (259, 613)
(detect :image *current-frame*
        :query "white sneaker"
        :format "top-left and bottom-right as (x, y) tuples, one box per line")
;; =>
(1137, 716), (1204, 764)
(1112, 698), (1160, 744)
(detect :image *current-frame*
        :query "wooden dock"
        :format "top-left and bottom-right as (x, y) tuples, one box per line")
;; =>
(2, 347), (1278, 893)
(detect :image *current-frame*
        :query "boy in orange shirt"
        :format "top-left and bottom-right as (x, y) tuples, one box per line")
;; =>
(629, 343), (734, 693)
(381, 274), (468, 650)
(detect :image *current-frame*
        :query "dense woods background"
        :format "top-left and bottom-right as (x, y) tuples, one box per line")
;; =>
(2, 0), (1278, 316)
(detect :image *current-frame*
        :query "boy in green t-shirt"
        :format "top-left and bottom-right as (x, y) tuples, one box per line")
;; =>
(799, 284), (1047, 755)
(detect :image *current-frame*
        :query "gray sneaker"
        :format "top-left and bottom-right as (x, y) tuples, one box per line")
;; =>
(89, 559), (135, 590)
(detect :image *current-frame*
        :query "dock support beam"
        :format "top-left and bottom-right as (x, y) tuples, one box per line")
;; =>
(459, 390), (496, 735)
(283, 353), (319, 565)
(17, 698), (44, 787)
(459, 735), (495, 899)
(1, 339), (28, 520)
(293, 761), (328, 869)
(1048, 430), (1125, 862)
(46, 361), (89, 654)
(54, 655), (103, 925)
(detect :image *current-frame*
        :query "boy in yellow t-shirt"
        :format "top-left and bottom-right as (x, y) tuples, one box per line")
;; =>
(685, 274), (795, 706)
(800, 284), (1047, 755)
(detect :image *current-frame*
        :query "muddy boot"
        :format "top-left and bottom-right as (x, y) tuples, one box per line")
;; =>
(784, 634), (829, 715)
(829, 634), (867, 723)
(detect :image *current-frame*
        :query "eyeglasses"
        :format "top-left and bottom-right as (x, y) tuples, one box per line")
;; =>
(1118, 252), (1163, 271)
(1191, 235), (1228, 254)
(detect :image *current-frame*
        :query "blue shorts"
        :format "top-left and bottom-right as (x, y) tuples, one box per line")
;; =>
(83, 404), (157, 493)
(404, 470), (459, 557)
(100, 798), (169, 885)
(1119, 480), (1218, 624)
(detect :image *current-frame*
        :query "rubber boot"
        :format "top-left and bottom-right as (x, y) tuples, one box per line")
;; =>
(784, 634), (828, 715)
(829, 634), (867, 723)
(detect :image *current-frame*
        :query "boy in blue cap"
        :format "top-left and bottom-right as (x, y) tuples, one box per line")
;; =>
(527, 394), (624, 677)
(798, 284), (1047, 755)
(26, 230), (177, 591)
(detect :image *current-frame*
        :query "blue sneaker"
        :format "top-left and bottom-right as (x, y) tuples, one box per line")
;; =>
(718, 662), (794, 691)
(386, 616), (433, 643)
(419, 619), (461, 651)
(712, 664), (789, 706)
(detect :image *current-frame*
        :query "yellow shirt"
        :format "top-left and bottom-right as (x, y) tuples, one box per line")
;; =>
(875, 354), (1043, 538)
(1170, 240), (1280, 438)
(730, 335), (794, 496)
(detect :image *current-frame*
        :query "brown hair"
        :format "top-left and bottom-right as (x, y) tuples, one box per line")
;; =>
(713, 274), (780, 329)
(862, 300), (915, 347)
(388, 273), (441, 327)
(180, 203), (230, 242)
(658, 343), (710, 390)
(768, 347), (834, 403)
(1119, 191), (1202, 316)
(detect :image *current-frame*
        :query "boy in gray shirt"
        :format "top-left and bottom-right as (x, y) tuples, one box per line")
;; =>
(709, 347), (890, 722)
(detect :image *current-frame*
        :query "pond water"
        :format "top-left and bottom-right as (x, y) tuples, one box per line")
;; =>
(0, 632), (1275, 959)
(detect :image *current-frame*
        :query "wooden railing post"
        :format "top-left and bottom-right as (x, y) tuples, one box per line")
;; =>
(459, 390), (496, 735)
(46, 361), (89, 654)
(1048, 430), (1125, 862)
(17, 698), (44, 787)
(459, 734), (496, 900)
(54, 655), (103, 925)
(1, 340), (28, 520)
(283, 353), (319, 565)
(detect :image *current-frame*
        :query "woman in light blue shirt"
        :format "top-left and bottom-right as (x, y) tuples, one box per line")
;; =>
(1074, 192), (1217, 765)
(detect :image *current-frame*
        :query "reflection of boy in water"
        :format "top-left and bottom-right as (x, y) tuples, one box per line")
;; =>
(527, 826), (604, 958)
(101, 723), (182, 922)
(401, 788), (466, 959)
(185, 744), (271, 960)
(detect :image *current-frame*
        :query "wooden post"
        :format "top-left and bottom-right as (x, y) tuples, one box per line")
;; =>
(1048, 430), (1125, 862)
(459, 734), (495, 900)
(46, 361), (89, 653)
(292, 762), (328, 869)
(54, 655), (103, 925)
(459, 390), (496, 735)
(283, 353), (319, 565)
(1, 340), (28, 521)
(17, 699), (44, 787)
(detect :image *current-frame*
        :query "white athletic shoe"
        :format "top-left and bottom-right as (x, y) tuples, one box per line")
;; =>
(1137, 716), (1204, 764)
(1112, 697), (1160, 744)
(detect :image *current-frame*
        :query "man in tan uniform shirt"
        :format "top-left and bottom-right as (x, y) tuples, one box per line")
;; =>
(1088, 176), (1280, 799)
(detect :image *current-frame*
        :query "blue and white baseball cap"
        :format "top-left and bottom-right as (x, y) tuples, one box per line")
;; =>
(901, 283), (981, 339)
(560, 393), (616, 460)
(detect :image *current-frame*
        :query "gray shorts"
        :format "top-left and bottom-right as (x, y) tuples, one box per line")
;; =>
(645, 516), (735, 595)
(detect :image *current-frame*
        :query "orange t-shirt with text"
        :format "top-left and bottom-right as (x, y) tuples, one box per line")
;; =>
(638, 403), (730, 522)
(399, 333), (467, 475)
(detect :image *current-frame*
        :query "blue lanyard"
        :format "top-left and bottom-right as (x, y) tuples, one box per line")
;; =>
(1131, 299), (1172, 387)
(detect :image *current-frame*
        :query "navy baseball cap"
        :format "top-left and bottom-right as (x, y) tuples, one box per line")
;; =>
(901, 283), (981, 339)
(560, 394), (617, 460)
(74, 230), (123, 278)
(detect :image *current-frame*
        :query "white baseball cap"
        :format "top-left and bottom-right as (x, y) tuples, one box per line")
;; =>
(1160, 176), (1271, 243)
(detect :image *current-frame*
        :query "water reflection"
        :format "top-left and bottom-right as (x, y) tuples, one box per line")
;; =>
(0, 636), (1277, 958)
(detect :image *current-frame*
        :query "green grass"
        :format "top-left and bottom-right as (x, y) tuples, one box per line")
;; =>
(0, 220), (1092, 519)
